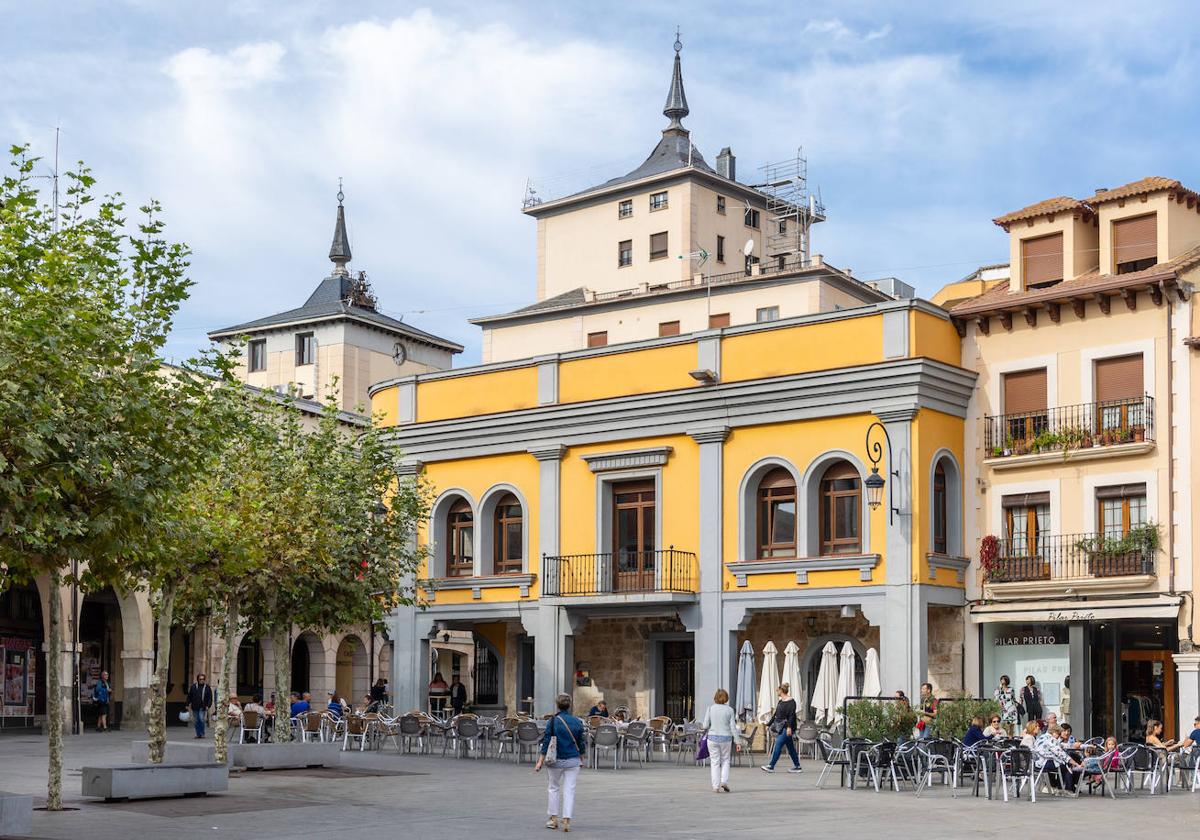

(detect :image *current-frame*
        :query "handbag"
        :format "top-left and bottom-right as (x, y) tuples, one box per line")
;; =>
(695, 736), (709, 762)
(544, 714), (580, 768)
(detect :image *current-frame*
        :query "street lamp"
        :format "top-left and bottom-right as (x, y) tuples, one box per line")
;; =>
(864, 420), (900, 524)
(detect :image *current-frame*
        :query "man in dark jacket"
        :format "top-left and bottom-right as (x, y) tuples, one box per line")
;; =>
(450, 676), (468, 716)
(187, 673), (214, 739)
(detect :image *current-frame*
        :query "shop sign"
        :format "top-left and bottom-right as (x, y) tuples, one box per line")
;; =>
(1046, 610), (1096, 622)
(993, 626), (1067, 647)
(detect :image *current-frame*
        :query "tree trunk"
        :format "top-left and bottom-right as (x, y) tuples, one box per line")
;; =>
(46, 569), (63, 810)
(146, 583), (176, 764)
(213, 601), (239, 763)
(272, 627), (292, 743)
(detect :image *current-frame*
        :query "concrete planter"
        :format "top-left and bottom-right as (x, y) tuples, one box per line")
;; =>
(227, 742), (341, 770)
(81, 763), (228, 801)
(0, 792), (33, 837)
(132, 740), (223, 765)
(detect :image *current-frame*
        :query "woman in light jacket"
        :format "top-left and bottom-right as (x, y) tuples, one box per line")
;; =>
(701, 688), (739, 793)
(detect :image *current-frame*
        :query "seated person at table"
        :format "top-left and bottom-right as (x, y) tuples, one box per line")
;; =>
(1034, 725), (1082, 793)
(1019, 721), (1040, 749)
(1081, 736), (1119, 779)
(1144, 718), (1179, 751)
(290, 692), (309, 717)
(588, 701), (609, 718)
(244, 694), (267, 716)
(962, 715), (988, 747)
(325, 691), (345, 720)
(1175, 715), (1200, 751)
(228, 696), (243, 722)
(360, 694), (376, 713)
(983, 715), (1004, 739)
(1059, 723), (1076, 745)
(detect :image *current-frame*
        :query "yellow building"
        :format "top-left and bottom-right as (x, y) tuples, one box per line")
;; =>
(947, 176), (1200, 739)
(373, 41), (974, 719)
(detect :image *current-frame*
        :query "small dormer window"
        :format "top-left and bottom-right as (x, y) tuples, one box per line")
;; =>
(1020, 232), (1063, 289)
(650, 191), (669, 211)
(1113, 213), (1157, 274)
(618, 199), (633, 219)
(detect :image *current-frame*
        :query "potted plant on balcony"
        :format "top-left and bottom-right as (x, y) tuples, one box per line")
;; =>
(1032, 430), (1060, 454)
(980, 534), (1003, 581)
(1077, 522), (1159, 578)
(1132, 423), (1146, 442)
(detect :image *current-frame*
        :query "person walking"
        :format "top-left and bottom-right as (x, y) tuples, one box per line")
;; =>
(760, 683), (802, 774)
(187, 673), (214, 739)
(700, 688), (739, 792)
(92, 671), (112, 732)
(993, 674), (1019, 735)
(1020, 675), (1044, 729)
(534, 693), (586, 833)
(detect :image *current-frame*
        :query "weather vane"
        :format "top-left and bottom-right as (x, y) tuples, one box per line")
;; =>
(674, 27), (682, 53)
(337, 176), (344, 205)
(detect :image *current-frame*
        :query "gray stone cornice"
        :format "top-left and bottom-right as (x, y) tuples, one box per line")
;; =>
(381, 357), (976, 463)
(582, 446), (672, 472)
(396, 460), (425, 477)
(926, 553), (970, 583)
(428, 574), (535, 600)
(688, 426), (731, 445)
(725, 555), (881, 587)
(875, 408), (919, 423)
(527, 444), (567, 461)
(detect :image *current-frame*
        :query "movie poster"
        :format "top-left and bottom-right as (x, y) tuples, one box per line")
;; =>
(4, 648), (26, 707)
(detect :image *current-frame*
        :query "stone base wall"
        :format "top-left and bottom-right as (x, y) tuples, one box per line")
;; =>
(503, 622), (522, 716)
(927, 605), (965, 694)
(571, 615), (687, 718)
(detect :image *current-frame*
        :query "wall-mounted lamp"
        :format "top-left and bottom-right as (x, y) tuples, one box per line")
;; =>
(689, 368), (719, 385)
(865, 421), (900, 524)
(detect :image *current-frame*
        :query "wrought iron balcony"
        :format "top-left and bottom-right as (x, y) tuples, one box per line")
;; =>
(983, 396), (1154, 461)
(541, 549), (697, 597)
(983, 531), (1157, 584)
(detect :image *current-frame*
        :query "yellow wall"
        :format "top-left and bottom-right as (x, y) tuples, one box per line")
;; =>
(913, 408), (968, 585)
(558, 342), (698, 404)
(415, 366), (539, 422)
(721, 315), (884, 382)
(911, 310), (964, 366)
(474, 622), (508, 659)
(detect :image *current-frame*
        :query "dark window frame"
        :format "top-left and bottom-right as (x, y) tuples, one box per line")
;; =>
(820, 462), (862, 556)
(716, 235), (725, 263)
(447, 499), (474, 577)
(757, 468), (797, 559)
(295, 332), (315, 366)
(649, 231), (669, 261)
(248, 339), (266, 372)
(618, 239), (632, 267)
(618, 199), (633, 219)
(649, 191), (669, 212)
(494, 494), (523, 575)
(932, 462), (948, 555)
(744, 208), (761, 229)
(716, 195), (726, 214)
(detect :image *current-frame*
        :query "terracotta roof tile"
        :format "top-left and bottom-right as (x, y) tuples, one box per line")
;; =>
(993, 196), (1089, 227)
(1089, 176), (1186, 205)
(949, 243), (1200, 316)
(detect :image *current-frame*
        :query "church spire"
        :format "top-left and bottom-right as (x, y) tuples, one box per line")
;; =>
(662, 29), (689, 132)
(328, 179), (352, 276)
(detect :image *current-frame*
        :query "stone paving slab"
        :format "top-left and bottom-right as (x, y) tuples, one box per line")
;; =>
(0, 732), (1195, 839)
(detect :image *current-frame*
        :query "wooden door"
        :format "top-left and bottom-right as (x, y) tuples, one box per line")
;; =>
(613, 481), (656, 591)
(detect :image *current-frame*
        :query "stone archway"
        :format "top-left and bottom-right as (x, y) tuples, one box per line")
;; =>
(291, 632), (324, 695)
(335, 635), (368, 705)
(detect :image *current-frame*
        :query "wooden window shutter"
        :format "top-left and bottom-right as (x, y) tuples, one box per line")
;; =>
(587, 331), (608, 348)
(1003, 368), (1048, 414)
(708, 312), (730, 328)
(1095, 482), (1147, 500)
(1021, 233), (1063, 286)
(1112, 214), (1156, 265)
(1094, 354), (1143, 402)
(1002, 491), (1050, 508)
(658, 320), (680, 337)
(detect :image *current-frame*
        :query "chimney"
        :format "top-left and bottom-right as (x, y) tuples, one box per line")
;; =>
(716, 147), (736, 181)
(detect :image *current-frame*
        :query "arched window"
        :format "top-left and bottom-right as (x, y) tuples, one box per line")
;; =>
(757, 468), (797, 558)
(494, 493), (523, 575)
(820, 461), (861, 555)
(448, 499), (474, 577)
(932, 462), (948, 554)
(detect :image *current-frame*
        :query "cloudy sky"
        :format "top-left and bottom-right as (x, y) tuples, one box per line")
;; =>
(5, 2), (1200, 364)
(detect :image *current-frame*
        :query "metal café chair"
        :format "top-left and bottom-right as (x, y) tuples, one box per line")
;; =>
(343, 714), (371, 751)
(647, 716), (673, 760)
(795, 721), (821, 760)
(622, 721), (651, 766)
(854, 741), (901, 792)
(238, 710), (264, 744)
(674, 721), (701, 765)
(445, 715), (483, 759)
(1117, 744), (1163, 794)
(398, 714), (427, 754)
(514, 720), (543, 764)
(592, 724), (622, 769)
(815, 733), (852, 789)
(998, 746), (1036, 802)
(298, 712), (324, 743)
(914, 739), (959, 798)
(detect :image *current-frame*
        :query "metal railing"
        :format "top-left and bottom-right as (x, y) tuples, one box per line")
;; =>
(541, 549), (697, 596)
(983, 396), (1154, 458)
(984, 532), (1156, 583)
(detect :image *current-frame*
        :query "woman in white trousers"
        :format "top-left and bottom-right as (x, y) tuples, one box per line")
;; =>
(535, 693), (587, 832)
(701, 688), (739, 792)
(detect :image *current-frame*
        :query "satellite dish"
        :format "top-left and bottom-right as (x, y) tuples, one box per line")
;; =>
(742, 238), (755, 257)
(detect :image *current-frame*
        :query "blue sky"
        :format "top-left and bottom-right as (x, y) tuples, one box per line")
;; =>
(5, 1), (1200, 364)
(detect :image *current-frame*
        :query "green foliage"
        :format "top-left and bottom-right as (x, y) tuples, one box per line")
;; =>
(1074, 522), (1160, 557)
(846, 699), (917, 741)
(931, 695), (1001, 740)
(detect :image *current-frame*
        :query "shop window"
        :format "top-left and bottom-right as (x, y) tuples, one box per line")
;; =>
(447, 498), (474, 577)
(757, 468), (797, 558)
(494, 493), (523, 575)
(819, 461), (861, 555)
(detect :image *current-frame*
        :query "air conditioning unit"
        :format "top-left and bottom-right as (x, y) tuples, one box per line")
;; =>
(271, 384), (288, 395)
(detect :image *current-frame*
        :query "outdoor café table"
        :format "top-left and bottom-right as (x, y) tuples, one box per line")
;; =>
(969, 744), (1006, 799)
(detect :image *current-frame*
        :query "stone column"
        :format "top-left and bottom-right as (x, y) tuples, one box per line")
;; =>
(534, 603), (580, 715)
(1068, 624), (1090, 727)
(389, 605), (434, 713)
(119, 648), (154, 724)
(1175, 652), (1200, 733)
(686, 426), (729, 718)
(528, 444), (566, 593)
(875, 408), (922, 697)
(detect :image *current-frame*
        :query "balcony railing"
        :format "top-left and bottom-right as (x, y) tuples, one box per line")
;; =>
(983, 396), (1154, 459)
(984, 532), (1157, 583)
(542, 549), (697, 597)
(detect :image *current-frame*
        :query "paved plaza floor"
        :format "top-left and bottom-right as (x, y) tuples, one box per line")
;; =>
(0, 730), (1196, 839)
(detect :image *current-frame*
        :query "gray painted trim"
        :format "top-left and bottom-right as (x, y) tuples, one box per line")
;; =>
(537, 360), (559, 405)
(800, 450), (872, 557)
(396, 460), (425, 477)
(368, 298), (956, 396)
(540, 591), (697, 608)
(724, 554), (881, 586)
(428, 488), (475, 578)
(583, 446), (673, 472)
(928, 447), (964, 556)
(688, 427), (730, 445)
(420, 601), (532, 622)
(528, 444), (567, 462)
(697, 335), (721, 379)
(398, 381), (416, 424)
(882, 308), (909, 359)
(926, 554), (970, 584)
(381, 358), (977, 462)
(736, 456), (803, 563)
(429, 573), (536, 599)
(593, 467), (664, 588)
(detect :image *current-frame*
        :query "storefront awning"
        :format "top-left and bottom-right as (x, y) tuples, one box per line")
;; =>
(970, 595), (1181, 623)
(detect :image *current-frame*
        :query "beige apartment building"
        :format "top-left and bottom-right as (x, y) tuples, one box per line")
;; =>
(208, 193), (462, 414)
(942, 176), (1200, 739)
(475, 39), (909, 364)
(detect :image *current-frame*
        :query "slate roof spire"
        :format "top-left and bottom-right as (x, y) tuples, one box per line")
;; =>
(328, 179), (352, 276)
(663, 29), (689, 133)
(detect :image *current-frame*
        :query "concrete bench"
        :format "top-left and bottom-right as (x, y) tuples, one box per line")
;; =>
(132, 740), (222, 765)
(81, 763), (228, 801)
(227, 742), (341, 770)
(0, 791), (33, 837)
